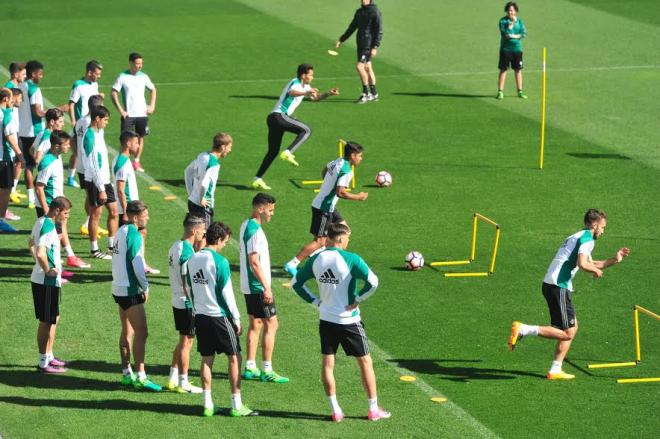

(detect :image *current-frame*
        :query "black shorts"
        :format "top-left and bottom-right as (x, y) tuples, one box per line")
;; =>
(187, 200), (213, 228)
(173, 307), (195, 336)
(499, 50), (523, 71)
(78, 172), (90, 190)
(113, 293), (146, 311)
(32, 282), (60, 324)
(244, 294), (277, 319)
(195, 314), (241, 356)
(20, 137), (37, 168)
(320, 319), (370, 357)
(0, 161), (14, 188)
(121, 117), (150, 137)
(87, 183), (116, 207)
(310, 207), (343, 237)
(357, 47), (373, 64)
(542, 283), (576, 330)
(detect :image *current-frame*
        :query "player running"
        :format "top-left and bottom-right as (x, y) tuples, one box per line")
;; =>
(291, 223), (390, 422)
(284, 141), (368, 277)
(239, 193), (289, 383)
(185, 222), (258, 417)
(251, 63), (339, 190)
(496, 2), (527, 99)
(509, 209), (630, 380)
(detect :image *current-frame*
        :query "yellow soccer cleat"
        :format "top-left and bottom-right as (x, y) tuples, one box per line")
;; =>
(251, 178), (272, 191)
(546, 371), (575, 380)
(279, 150), (299, 167)
(508, 321), (522, 351)
(9, 192), (21, 204)
(98, 226), (109, 236)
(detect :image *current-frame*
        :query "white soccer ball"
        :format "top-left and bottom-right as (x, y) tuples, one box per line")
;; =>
(405, 251), (424, 271)
(375, 171), (392, 187)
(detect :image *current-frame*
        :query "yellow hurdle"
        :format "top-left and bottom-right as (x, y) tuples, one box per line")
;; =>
(587, 362), (637, 370)
(617, 377), (660, 384)
(429, 260), (471, 267)
(303, 139), (356, 188)
(444, 272), (489, 278)
(539, 47), (547, 169)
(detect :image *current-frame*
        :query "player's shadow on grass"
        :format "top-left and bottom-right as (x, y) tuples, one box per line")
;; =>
(566, 152), (631, 160)
(0, 258), (34, 266)
(0, 370), (124, 391)
(389, 358), (546, 381)
(64, 360), (222, 379)
(393, 92), (493, 99)
(0, 266), (34, 280)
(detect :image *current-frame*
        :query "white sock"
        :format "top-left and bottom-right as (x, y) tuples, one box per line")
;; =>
(169, 367), (179, 383)
(82, 217), (90, 229)
(108, 236), (115, 248)
(91, 240), (99, 252)
(46, 352), (54, 362)
(520, 324), (539, 336)
(203, 389), (213, 409)
(28, 188), (35, 203)
(368, 398), (378, 412)
(64, 246), (75, 257)
(262, 361), (272, 373)
(39, 354), (49, 368)
(231, 393), (242, 410)
(245, 360), (257, 370)
(287, 257), (300, 267)
(12, 180), (18, 192)
(69, 169), (76, 178)
(549, 361), (562, 374)
(328, 395), (342, 414)
(122, 366), (133, 376)
(179, 374), (189, 387)
(137, 370), (147, 381)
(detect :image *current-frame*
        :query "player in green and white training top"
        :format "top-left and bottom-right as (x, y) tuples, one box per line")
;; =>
(166, 213), (206, 394)
(185, 222), (258, 417)
(29, 196), (71, 374)
(497, 2), (527, 99)
(0, 88), (26, 233)
(111, 52), (157, 173)
(239, 193), (289, 383)
(284, 141), (368, 277)
(30, 108), (65, 165)
(509, 209), (630, 380)
(184, 132), (233, 227)
(291, 223), (390, 422)
(111, 200), (161, 392)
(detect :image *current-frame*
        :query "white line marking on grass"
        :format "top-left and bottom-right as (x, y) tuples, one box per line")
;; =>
(36, 64), (660, 90)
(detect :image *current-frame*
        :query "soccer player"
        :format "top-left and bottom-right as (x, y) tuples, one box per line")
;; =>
(0, 88), (25, 233)
(4, 62), (26, 89)
(284, 141), (368, 277)
(30, 108), (65, 165)
(111, 200), (161, 391)
(4, 63), (26, 204)
(509, 209), (630, 380)
(5, 88), (24, 220)
(291, 223), (390, 422)
(496, 2), (527, 99)
(184, 133), (233, 227)
(185, 222), (258, 417)
(111, 52), (157, 173)
(67, 60), (103, 187)
(252, 63), (339, 190)
(14, 61), (46, 208)
(239, 193), (289, 383)
(29, 196), (72, 373)
(34, 130), (90, 270)
(83, 105), (118, 259)
(335, 0), (383, 104)
(166, 213), (207, 393)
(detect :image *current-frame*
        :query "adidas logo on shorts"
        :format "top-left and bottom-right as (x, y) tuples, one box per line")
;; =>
(192, 269), (208, 285)
(319, 269), (339, 284)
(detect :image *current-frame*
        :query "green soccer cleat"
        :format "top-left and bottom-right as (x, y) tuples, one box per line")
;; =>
(260, 370), (289, 383)
(242, 367), (262, 381)
(120, 373), (136, 386)
(517, 90), (528, 99)
(203, 405), (221, 417)
(133, 377), (162, 392)
(279, 150), (299, 167)
(230, 405), (259, 417)
(496, 91), (504, 100)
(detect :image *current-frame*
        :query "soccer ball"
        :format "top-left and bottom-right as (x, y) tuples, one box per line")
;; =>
(405, 251), (424, 271)
(375, 171), (392, 187)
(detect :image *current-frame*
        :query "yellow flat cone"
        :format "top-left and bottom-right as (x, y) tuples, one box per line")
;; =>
(164, 195), (177, 201)
(148, 185), (161, 191)
(400, 375), (416, 382)
(327, 49), (338, 56)
(431, 397), (448, 403)
(281, 282), (291, 288)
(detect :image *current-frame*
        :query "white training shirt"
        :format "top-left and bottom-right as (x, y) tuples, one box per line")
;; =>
(74, 115), (91, 173)
(34, 152), (64, 209)
(311, 158), (353, 213)
(543, 229), (596, 292)
(30, 216), (62, 287)
(168, 240), (195, 309)
(272, 78), (311, 116)
(1, 107), (19, 161)
(112, 70), (155, 117)
(69, 79), (99, 122)
(184, 152), (220, 209)
(239, 218), (271, 294)
(112, 154), (139, 215)
(82, 126), (111, 189)
(18, 80), (44, 138)
(111, 224), (149, 297)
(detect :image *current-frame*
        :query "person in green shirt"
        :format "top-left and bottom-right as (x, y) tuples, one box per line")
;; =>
(497, 2), (527, 99)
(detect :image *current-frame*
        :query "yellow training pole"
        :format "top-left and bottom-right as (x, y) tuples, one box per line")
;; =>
(635, 305), (660, 320)
(302, 180), (323, 185)
(587, 362), (637, 369)
(539, 47), (547, 169)
(470, 214), (478, 261)
(351, 165), (356, 189)
(489, 227), (501, 273)
(430, 260), (471, 267)
(338, 139), (345, 157)
(634, 308), (641, 362)
(444, 272), (490, 278)
(475, 213), (499, 227)
(617, 377), (660, 384)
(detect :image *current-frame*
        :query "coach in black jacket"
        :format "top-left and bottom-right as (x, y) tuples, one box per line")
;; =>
(335, 0), (383, 104)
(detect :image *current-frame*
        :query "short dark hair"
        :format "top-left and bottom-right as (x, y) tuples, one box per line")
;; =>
(212, 132), (232, 150)
(46, 108), (64, 122)
(252, 193), (276, 207)
(297, 63), (314, 79)
(49, 196), (72, 211)
(504, 1), (519, 12)
(206, 221), (232, 245)
(584, 209), (607, 227)
(10, 87), (23, 97)
(0, 88), (11, 101)
(183, 213), (206, 230)
(86, 60), (103, 73)
(91, 105), (110, 120)
(87, 94), (104, 110)
(327, 223), (351, 240)
(129, 52), (142, 62)
(25, 60), (44, 77)
(50, 130), (71, 147)
(343, 141), (364, 158)
(126, 200), (148, 216)
(9, 62), (25, 76)
(120, 130), (139, 146)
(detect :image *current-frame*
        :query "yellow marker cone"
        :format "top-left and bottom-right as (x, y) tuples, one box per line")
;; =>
(281, 282), (291, 288)
(431, 397), (448, 403)
(399, 375), (416, 382)
(148, 185), (161, 191)
(163, 195), (177, 201)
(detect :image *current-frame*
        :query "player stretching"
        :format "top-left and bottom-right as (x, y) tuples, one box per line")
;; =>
(112, 200), (161, 391)
(336, 0), (383, 104)
(292, 223), (390, 422)
(184, 133), (233, 227)
(509, 209), (630, 380)
(185, 222), (258, 417)
(284, 141), (367, 277)
(252, 63), (338, 190)
(496, 2), (527, 99)
(166, 213), (207, 394)
(239, 193), (289, 383)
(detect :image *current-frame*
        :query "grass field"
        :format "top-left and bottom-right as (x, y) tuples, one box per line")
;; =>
(1, 0), (659, 437)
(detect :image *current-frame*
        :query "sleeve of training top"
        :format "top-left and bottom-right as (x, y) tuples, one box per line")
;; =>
(36, 163), (53, 186)
(371, 7), (383, 48)
(111, 74), (123, 92)
(30, 88), (43, 107)
(578, 239), (595, 256)
(183, 160), (195, 197)
(127, 229), (149, 293)
(87, 137), (105, 191)
(144, 74), (155, 91)
(339, 11), (359, 43)
(336, 168), (353, 188)
(217, 258), (241, 324)
(351, 256), (379, 303)
(200, 163), (219, 202)
(69, 84), (80, 103)
(499, 18), (509, 37)
(519, 19), (526, 38)
(291, 259), (321, 305)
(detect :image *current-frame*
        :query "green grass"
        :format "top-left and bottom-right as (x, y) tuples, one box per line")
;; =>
(1, 0), (659, 438)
